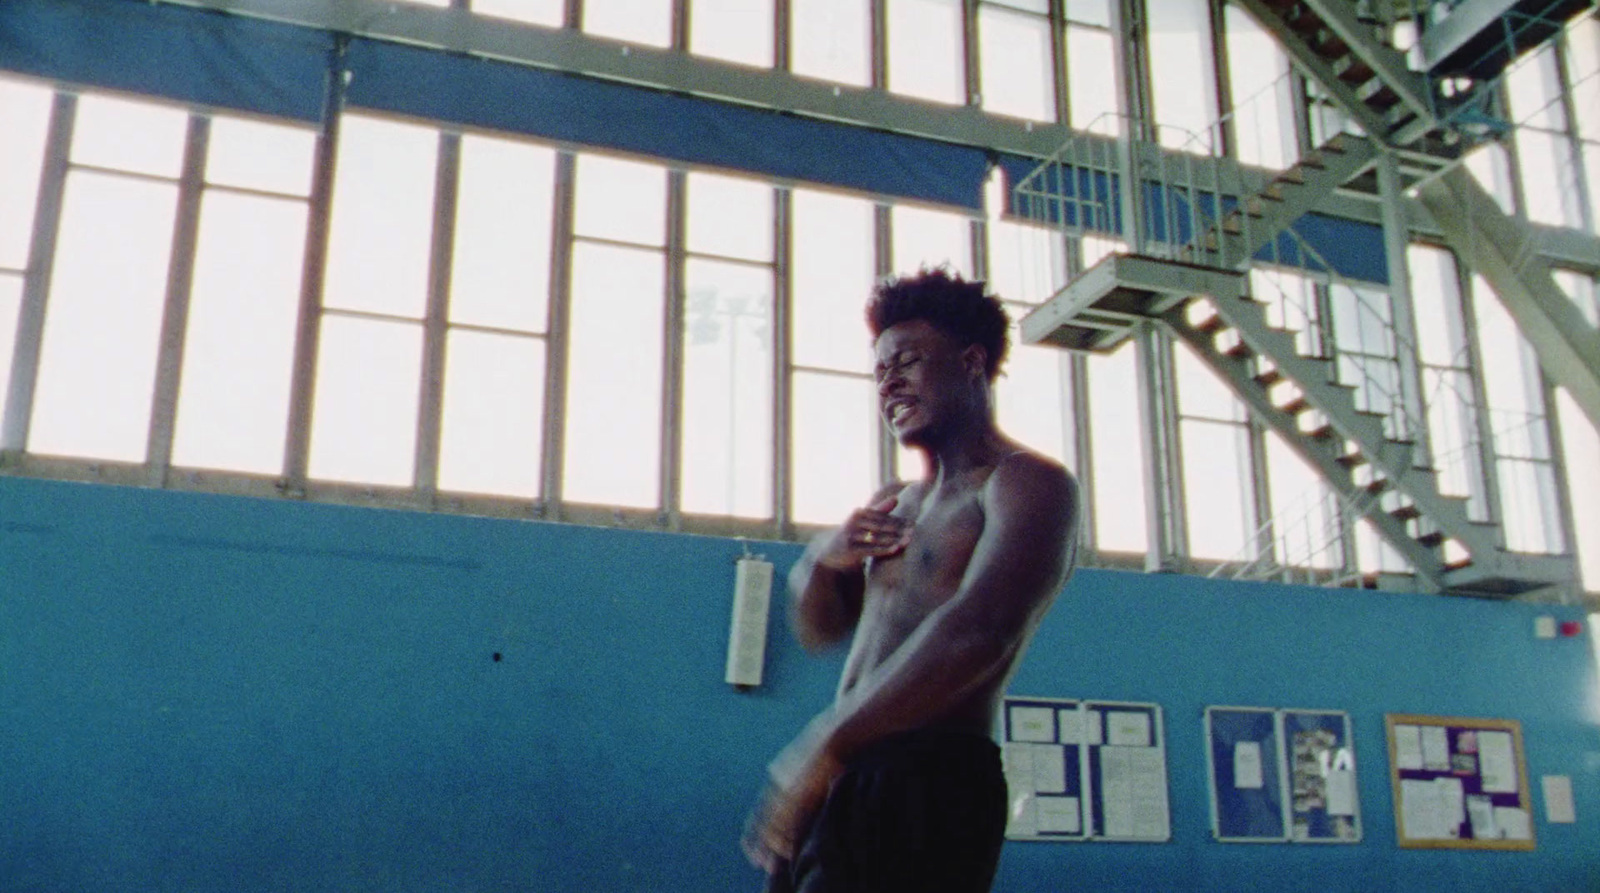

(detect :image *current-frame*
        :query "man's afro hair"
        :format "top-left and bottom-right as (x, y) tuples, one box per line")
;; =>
(865, 268), (1010, 381)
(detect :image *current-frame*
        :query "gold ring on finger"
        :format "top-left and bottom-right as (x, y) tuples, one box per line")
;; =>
(863, 531), (875, 544)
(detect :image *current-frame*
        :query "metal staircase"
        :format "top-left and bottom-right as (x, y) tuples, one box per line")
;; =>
(1011, 116), (1576, 594)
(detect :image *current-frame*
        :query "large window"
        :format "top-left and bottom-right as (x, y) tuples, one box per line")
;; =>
(1175, 342), (1255, 561)
(29, 95), (184, 462)
(790, 0), (872, 86)
(1146, 0), (1219, 151)
(887, 0), (966, 105)
(691, 0), (775, 68)
(978, 0), (1056, 123)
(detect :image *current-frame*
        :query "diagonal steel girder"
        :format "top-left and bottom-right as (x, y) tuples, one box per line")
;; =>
(1417, 166), (1600, 434)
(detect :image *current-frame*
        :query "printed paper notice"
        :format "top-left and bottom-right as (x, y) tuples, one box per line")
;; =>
(1100, 746), (1169, 840)
(1057, 709), (1086, 745)
(1435, 776), (1465, 828)
(1232, 741), (1264, 789)
(1478, 731), (1517, 793)
(1009, 706), (1056, 743)
(1106, 711), (1151, 747)
(1036, 796), (1082, 834)
(1393, 724), (1423, 770)
(1032, 744), (1067, 793)
(1494, 806), (1532, 840)
(1420, 725), (1450, 771)
(1007, 792), (1038, 837)
(1466, 795), (1498, 839)
(1542, 775), (1576, 823)
(1326, 768), (1356, 817)
(1400, 778), (1452, 839)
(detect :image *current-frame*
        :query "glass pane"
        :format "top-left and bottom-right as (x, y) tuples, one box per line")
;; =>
(682, 259), (775, 518)
(471, 0), (564, 26)
(0, 80), (52, 270)
(1497, 458), (1562, 553)
(987, 219), (1067, 306)
(0, 273), (20, 402)
(1175, 341), (1244, 422)
(886, 0), (966, 105)
(891, 204), (973, 277)
(438, 330), (545, 498)
(171, 192), (307, 474)
(28, 172), (175, 462)
(584, 0), (673, 47)
(1330, 285), (1394, 357)
(1463, 142), (1516, 215)
(205, 115), (316, 197)
(978, 6), (1056, 123)
(1225, 5), (1296, 169)
(323, 116), (438, 319)
(792, 188), (875, 373)
(691, 0), (775, 68)
(307, 316), (424, 487)
(1182, 419), (1252, 561)
(1066, 0), (1109, 26)
(792, 371), (875, 525)
(687, 172), (774, 262)
(1407, 243), (1469, 368)
(1552, 268), (1598, 328)
(70, 93), (187, 179)
(1265, 432), (1342, 570)
(1087, 341), (1147, 552)
(1146, 0), (1218, 152)
(1555, 388), (1600, 590)
(564, 242), (665, 508)
(995, 312), (1072, 463)
(574, 153), (668, 247)
(451, 135), (556, 333)
(1066, 26), (1120, 135)
(791, 0), (871, 86)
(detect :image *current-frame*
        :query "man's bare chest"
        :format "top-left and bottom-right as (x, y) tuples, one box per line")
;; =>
(864, 491), (985, 615)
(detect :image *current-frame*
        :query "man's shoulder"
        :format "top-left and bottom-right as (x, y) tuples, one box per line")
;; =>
(986, 448), (1079, 514)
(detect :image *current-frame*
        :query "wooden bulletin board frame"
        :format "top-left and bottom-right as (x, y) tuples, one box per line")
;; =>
(1385, 714), (1535, 851)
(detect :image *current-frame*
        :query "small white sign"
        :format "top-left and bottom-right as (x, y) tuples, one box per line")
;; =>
(1543, 775), (1576, 823)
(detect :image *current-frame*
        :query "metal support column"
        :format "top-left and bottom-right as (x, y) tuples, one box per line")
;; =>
(1135, 321), (1187, 571)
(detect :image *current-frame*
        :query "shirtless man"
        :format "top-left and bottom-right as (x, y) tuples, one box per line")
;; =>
(745, 269), (1080, 892)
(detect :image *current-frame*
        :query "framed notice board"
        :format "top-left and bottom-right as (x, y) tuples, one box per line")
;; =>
(1204, 706), (1361, 843)
(1000, 696), (1171, 843)
(1385, 714), (1534, 850)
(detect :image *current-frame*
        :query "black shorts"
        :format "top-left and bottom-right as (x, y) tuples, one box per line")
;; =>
(767, 729), (1008, 893)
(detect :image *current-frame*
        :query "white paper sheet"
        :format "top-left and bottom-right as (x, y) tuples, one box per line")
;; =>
(1057, 709), (1085, 745)
(1033, 744), (1067, 793)
(1008, 792), (1038, 837)
(1400, 778), (1451, 839)
(1009, 706), (1056, 743)
(1420, 725), (1451, 771)
(1084, 712), (1104, 746)
(1036, 796), (1082, 834)
(1435, 776), (1465, 829)
(1466, 794), (1498, 839)
(1494, 806), (1532, 840)
(1326, 768), (1356, 817)
(1106, 711), (1151, 747)
(1478, 731), (1517, 793)
(1542, 775), (1576, 823)
(1101, 746), (1168, 839)
(1393, 724), (1424, 770)
(1233, 741), (1265, 789)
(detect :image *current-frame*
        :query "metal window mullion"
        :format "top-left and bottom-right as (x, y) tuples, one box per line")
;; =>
(965, 0), (982, 107)
(775, 0), (792, 73)
(1376, 155), (1433, 470)
(566, 0), (583, 30)
(775, 187), (795, 538)
(1205, 0), (1229, 155)
(283, 40), (350, 493)
(673, 0), (690, 51)
(662, 170), (687, 527)
(3, 91), (74, 454)
(1551, 36), (1596, 233)
(541, 152), (578, 516)
(415, 131), (460, 503)
(872, 0), (889, 91)
(1052, 0), (1070, 126)
(145, 114), (210, 486)
(874, 203), (895, 486)
(1135, 321), (1185, 572)
(1456, 260), (1508, 546)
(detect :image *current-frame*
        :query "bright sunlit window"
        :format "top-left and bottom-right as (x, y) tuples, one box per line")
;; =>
(790, 0), (872, 86)
(1087, 340), (1148, 553)
(691, 0), (775, 68)
(0, 79), (52, 271)
(584, 0), (674, 48)
(1146, 0), (1218, 151)
(886, 0), (966, 105)
(471, 0), (564, 27)
(978, 2), (1055, 122)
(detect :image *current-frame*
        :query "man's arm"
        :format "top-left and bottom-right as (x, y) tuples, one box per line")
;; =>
(813, 453), (1078, 757)
(786, 483), (910, 651)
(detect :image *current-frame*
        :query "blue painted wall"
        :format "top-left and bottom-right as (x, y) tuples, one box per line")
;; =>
(1, 476), (1595, 892)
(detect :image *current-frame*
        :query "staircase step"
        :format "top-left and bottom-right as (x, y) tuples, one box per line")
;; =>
(1335, 452), (1367, 468)
(1416, 531), (1447, 549)
(1391, 504), (1422, 522)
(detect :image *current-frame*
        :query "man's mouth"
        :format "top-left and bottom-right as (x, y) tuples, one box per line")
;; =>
(885, 398), (916, 426)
